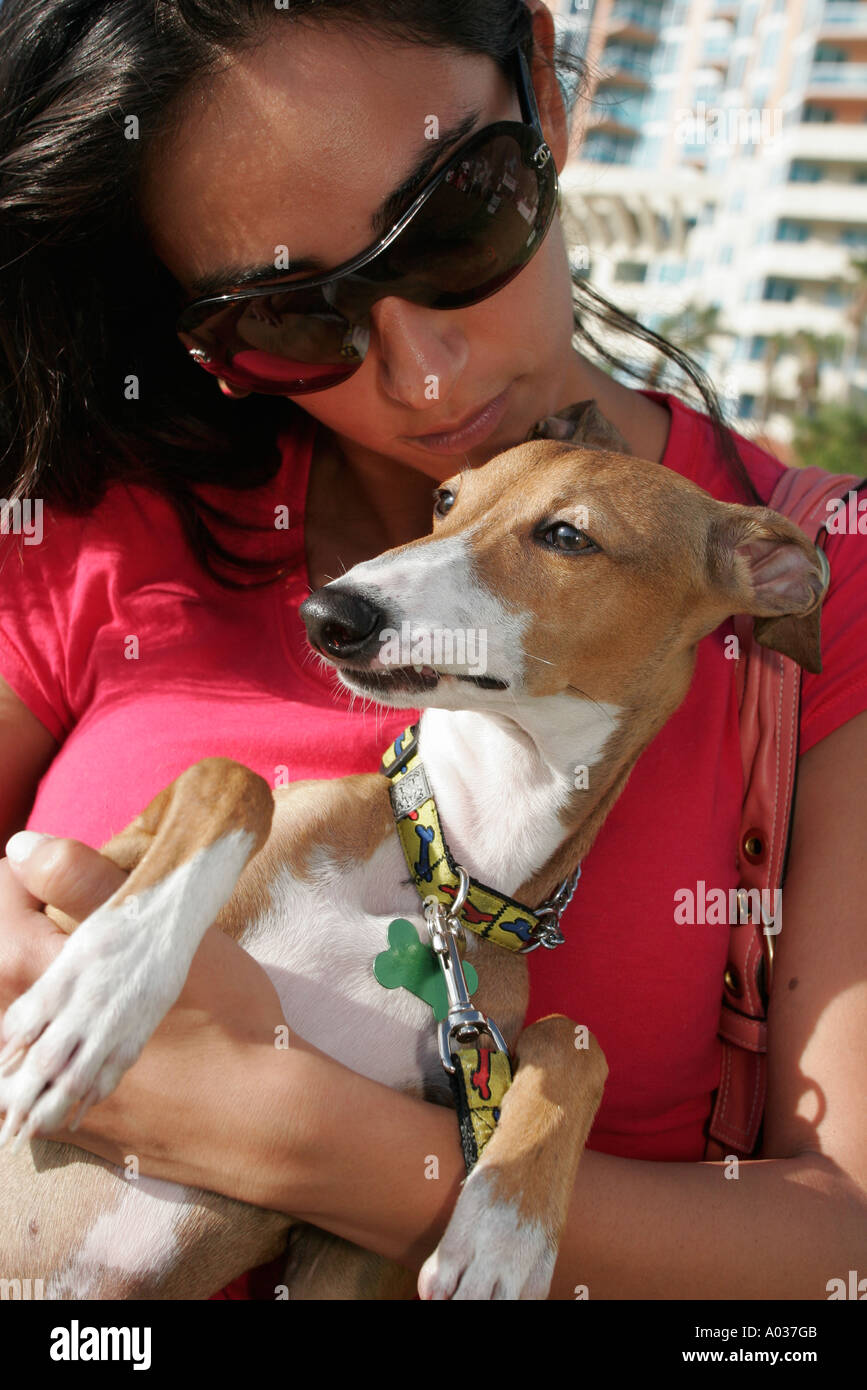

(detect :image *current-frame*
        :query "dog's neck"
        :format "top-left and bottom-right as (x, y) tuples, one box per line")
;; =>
(416, 682), (683, 909)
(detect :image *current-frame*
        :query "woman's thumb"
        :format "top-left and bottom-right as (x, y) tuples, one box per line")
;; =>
(4, 832), (127, 926)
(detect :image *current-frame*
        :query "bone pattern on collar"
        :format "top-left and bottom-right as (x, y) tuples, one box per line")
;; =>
(381, 724), (576, 953)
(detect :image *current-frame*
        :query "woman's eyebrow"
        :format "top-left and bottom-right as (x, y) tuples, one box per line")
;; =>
(186, 108), (482, 298)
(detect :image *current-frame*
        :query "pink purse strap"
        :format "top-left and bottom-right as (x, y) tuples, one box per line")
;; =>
(704, 466), (867, 1159)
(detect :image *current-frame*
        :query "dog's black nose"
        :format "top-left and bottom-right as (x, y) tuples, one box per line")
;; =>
(299, 587), (384, 660)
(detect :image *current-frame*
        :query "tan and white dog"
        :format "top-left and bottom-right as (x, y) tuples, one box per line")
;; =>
(0, 402), (829, 1300)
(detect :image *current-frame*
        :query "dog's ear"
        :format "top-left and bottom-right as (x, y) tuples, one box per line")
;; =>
(707, 505), (831, 674)
(526, 399), (632, 455)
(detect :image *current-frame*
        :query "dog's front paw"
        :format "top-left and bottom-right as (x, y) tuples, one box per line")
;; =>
(0, 903), (178, 1148)
(417, 1167), (556, 1301)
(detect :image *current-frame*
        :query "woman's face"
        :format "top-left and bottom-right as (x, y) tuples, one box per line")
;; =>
(141, 18), (578, 479)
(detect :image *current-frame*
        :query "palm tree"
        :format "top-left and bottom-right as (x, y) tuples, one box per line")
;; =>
(791, 329), (846, 420)
(792, 401), (867, 474)
(645, 303), (733, 389)
(758, 332), (794, 426)
(841, 253), (867, 399)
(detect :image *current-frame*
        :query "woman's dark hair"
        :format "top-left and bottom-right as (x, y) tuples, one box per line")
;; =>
(0, 0), (762, 588)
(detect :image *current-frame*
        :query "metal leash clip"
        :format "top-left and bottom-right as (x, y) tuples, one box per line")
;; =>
(424, 867), (509, 1075)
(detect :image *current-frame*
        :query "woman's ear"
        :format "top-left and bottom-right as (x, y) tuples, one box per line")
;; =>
(524, 0), (570, 173)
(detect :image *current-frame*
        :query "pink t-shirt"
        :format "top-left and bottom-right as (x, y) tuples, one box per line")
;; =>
(1, 390), (865, 1178)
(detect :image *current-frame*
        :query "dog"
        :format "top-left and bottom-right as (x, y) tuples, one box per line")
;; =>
(0, 401), (829, 1300)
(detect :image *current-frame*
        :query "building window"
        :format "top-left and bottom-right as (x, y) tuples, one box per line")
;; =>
(824, 284), (847, 306)
(582, 133), (638, 163)
(814, 45), (847, 64)
(751, 82), (771, 110)
(735, 1), (760, 40)
(657, 263), (687, 283)
(763, 277), (798, 302)
(635, 134), (664, 166)
(840, 227), (867, 247)
(776, 219), (810, 241)
(738, 394), (757, 419)
(803, 105), (836, 123)
(749, 335), (768, 361)
(654, 39), (684, 75)
(614, 261), (648, 283)
(757, 30), (782, 71)
(789, 160), (823, 182)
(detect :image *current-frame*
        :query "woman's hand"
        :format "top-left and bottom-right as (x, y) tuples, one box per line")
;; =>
(0, 835), (287, 1186)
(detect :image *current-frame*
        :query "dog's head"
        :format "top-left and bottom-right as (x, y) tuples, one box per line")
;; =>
(300, 401), (829, 717)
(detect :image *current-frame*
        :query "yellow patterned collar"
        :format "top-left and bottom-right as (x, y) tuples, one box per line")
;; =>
(380, 723), (579, 953)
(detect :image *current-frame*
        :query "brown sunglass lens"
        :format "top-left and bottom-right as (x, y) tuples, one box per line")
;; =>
(182, 130), (552, 390)
(355, 132), (550, 306)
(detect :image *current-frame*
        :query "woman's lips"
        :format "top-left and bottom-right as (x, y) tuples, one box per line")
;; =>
(402, 386), (512, 453)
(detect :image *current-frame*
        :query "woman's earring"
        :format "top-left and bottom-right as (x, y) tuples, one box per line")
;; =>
(217, 377), (252, 399)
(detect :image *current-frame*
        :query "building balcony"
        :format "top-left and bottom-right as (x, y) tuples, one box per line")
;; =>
(700, 49), (730, 72)
(782, 121), (867, 163)
(728, 300), (854, 341)
(587, 111), (644, 138)
(776, 180), (867, 223)
(599, 45), (653, 87)
(806, 60), (867, 95)
(747, 238), (858, 282)
(818, 3), (867, 38)
(587, 85), (646, 133)
(606, 3), (662, 46)
(578, 131), (640, 164)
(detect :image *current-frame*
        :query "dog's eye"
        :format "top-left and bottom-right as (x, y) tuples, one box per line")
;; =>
(539, 522), (598, 553)
(433, 488), (456, 518)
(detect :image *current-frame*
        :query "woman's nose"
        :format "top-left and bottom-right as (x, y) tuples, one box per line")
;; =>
(368, 296), (470, 408)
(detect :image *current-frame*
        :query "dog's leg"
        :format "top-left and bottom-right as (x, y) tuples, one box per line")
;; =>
(0, 758), (273, 1147)
(280, 1225), (417, 1301)
(0, 1136), (291, 1300)
(418, 1016), (607, 1300)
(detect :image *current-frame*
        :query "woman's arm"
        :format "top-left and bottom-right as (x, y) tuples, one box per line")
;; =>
(5, 712), (867, 1297)
(0, 675), (59, 847)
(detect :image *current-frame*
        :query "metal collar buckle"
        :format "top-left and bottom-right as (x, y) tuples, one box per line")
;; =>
(424, 867), (509, 1074)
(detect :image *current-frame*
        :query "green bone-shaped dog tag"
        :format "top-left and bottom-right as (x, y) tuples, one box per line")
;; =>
(374, 918), (478, 1022)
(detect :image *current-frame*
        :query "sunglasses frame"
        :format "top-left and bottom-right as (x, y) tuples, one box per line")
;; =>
(176, 41), (557, 384)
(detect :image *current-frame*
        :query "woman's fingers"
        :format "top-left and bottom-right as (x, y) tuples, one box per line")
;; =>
(4, 832), (127, 925)
(0, 860), (66, 1011)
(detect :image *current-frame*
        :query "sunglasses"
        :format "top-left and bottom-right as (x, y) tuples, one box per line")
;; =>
(175, 42), (559, 396)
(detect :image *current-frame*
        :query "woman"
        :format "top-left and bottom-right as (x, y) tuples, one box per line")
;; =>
(0, 0), (865, 1299)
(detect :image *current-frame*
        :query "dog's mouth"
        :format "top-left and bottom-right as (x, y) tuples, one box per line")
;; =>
(336, 664), (509, 694)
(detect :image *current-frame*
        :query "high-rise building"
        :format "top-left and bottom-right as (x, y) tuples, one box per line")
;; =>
(547, 0), (867, 444)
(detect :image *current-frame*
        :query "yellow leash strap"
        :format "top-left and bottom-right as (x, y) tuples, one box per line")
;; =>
(380, 723), (569, 953)
(378, 723), (579, 1172)
(449, 1045), (514, 1171)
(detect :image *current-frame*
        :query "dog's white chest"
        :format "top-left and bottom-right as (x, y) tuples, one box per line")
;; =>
(238, 836), (447, 1097)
